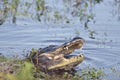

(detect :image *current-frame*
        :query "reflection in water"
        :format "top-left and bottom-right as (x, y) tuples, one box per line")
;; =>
(0, 0), (120, 79)
(0, 0), (103, 27)
(111, 0), (120, 20)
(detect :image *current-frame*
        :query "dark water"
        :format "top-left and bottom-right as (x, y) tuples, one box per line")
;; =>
(0, 0), (120, 79)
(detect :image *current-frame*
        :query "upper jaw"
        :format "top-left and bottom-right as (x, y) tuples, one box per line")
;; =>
(63, 38), (84, 52)
(47, 37), (85, 70)
(46, 37), (85, 61)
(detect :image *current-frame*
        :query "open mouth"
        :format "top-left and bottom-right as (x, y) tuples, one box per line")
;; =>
(32, 37), (85, 70)
(48, 54), (84, 70)
(47, 37), (85, 70)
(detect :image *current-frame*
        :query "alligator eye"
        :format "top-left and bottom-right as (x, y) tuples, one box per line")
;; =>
(64, 46), (68, 50)
(66, 47), (68, 50)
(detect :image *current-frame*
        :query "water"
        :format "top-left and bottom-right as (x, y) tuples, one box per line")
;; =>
(0, 0), (120, 79)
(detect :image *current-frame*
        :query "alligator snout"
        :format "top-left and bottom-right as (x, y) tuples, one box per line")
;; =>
(31, 37), (85, 74)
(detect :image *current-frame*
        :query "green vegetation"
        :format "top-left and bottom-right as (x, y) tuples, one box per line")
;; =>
(0, 60), (104, 80)
(36, 0), (45, 21)
(0, 49), (105, 80)
(79, 68), (104, 80)
(0, 0), (103, 26)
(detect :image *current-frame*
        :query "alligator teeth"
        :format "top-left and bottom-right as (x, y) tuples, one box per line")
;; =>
(54, 55), (59, 60)
(48, 57), (53, 60)
(48, 54), (84, 70)
(54, 54), (64, 60)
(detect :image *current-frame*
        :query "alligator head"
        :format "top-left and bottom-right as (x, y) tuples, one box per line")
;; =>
(31, 37), (85, 74)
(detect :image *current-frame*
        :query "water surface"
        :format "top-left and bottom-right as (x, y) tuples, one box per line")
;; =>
(0, 0), (120, 79)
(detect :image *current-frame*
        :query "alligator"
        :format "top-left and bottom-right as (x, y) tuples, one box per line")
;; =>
(31, 37), (85, 74)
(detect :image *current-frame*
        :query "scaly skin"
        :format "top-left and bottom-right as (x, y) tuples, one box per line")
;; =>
(31, 37), (85, 73)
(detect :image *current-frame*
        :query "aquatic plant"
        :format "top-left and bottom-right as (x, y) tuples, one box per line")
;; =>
(111, 0), (120, 21)
(0, 61), (35, 80)
(0, 54), (7, 62)
(79, 68), (104, 80)
(0, 0), (103, 26)
(0, 49), (105, 80)
(35, 0), (45, 21)
(11, 0), (19, 23)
